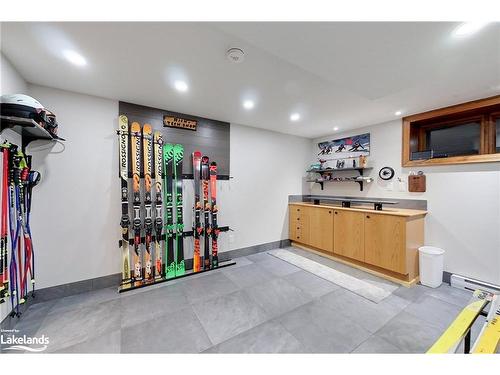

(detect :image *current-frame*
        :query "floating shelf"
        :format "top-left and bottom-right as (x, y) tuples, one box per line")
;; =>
(306, 167), (372, 174)
(306, 167), (373, 191)
(0, 115), (65, 150)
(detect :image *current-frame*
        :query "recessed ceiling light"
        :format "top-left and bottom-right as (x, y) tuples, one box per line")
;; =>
(174, 80), (188, 92)
(394, 111), (402, 116)
(243, 100), (255, 110)
(333, 126), (339, 131)
(63, 50), (87, 67)
(453, 22), (489, 37)
(290, 113), (300, 122)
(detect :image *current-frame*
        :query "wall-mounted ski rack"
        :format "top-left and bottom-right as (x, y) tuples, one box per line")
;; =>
(118, 226), (231, 247)
(124, 172), (231, 180)
(306, 167), (372, 191)
(0, 115), (65, 152)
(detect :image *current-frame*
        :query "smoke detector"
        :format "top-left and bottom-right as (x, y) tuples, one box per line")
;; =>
(226, 48), (245, 63)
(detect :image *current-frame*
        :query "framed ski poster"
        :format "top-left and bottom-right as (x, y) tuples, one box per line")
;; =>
(317, 133), (370, 159)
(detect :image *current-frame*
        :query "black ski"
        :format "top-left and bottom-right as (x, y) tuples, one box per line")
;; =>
(210, 162), (219, 268)
(173, 144), (185, 276)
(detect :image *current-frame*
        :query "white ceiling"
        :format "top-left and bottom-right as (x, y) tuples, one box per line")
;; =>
(1, 22), (499, 138)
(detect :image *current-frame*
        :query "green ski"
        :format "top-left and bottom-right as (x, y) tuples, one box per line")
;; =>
(163, 143), (176, 278)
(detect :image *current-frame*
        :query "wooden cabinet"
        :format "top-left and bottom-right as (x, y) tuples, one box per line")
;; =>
(309, 207), (334, 253)
(364, 214), (406, 274)
(333, 210), (364, 262)
(288, 203), (426, 285)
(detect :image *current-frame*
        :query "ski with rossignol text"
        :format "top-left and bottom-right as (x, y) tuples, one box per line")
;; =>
(153, 131), (164, 279)
(142, 124), (154, 281)
(201, 156), (211, 270)
(163, 143), (175, 279)
(209, 162), (219, 268)
(192, 151), (202, 272)
(130, 122), (143, 284)
(173, 144), (185, 276)
(118, 115), (131, 285)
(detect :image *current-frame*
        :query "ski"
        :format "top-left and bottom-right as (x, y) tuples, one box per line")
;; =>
(163, 143), (175, 279)
(118, 115), (131, 284)
(142, 124), (154, 281)
(210, 162), (219, 268)
(0, 144), (10, 304)
(201, 156), (211, 270)
(192, 151), (202, 272)
(153, 131), (164, 279)
(173, 144), (185, 276)
(130, 122), (143, 284)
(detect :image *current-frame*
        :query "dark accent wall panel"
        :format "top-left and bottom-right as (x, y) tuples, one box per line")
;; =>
(119, 101), (230, 175)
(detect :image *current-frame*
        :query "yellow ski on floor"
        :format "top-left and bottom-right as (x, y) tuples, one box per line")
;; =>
(427, 290), (491, 354)
(471, 294), (500, 354)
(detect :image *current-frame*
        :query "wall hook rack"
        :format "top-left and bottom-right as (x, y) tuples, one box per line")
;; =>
(0, 115), (65, 152)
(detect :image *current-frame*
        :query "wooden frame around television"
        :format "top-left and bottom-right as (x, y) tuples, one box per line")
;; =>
(402, 95), (500, 167)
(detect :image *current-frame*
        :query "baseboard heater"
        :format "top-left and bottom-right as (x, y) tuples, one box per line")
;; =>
(450, 274), (500, 294)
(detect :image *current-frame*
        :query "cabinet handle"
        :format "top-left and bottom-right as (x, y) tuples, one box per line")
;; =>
(334, 211), (338, 215)
(297, 227), (300, 230)
(297, 236), (300, 239)
(296, 218), (300, 221)
(297, 209), (300, 212)
(328, 211), (332, 214)
(366, 215), (370, 219)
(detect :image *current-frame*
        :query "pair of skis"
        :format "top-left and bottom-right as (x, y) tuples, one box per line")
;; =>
(163, 144), (185, 278)
(192, 153), (218, 272)
(118, 116), (164, 286)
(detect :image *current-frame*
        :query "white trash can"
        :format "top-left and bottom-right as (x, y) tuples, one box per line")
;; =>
(419, 246), (445, 288)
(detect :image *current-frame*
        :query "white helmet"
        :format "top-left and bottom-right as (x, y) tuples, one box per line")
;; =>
(0, 94), (44, 110)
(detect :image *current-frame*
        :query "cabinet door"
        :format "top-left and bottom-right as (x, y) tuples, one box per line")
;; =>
(333, 210), (365, 261)
(308, 207), (334, 252)
(364, 214), (406, 274)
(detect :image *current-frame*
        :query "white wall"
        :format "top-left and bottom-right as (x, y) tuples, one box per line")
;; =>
(1, 52), (27, 321)
(310, 121), (500, 285)
(1, 52), (27, 95)
(19, 84), (310, 293)
(224, 124), (310, 250)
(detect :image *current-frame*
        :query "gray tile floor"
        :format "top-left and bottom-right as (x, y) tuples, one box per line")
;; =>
(1, 247), (478, 353)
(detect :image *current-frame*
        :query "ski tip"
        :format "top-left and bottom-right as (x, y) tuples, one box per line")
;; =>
(210, 161), (217, 167)
(131, 122), (141, 132)
(202, 155), (209, 163)
(193, 150), (202, 158)
(143, 123), (153, 133)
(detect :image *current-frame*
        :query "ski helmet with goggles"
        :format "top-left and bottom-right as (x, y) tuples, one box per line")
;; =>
(0, 94), (59, 138)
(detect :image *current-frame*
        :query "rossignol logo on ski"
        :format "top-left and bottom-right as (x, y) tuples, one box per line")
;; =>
(120, 134), (127, 172)
(1, 329), (49, 352)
